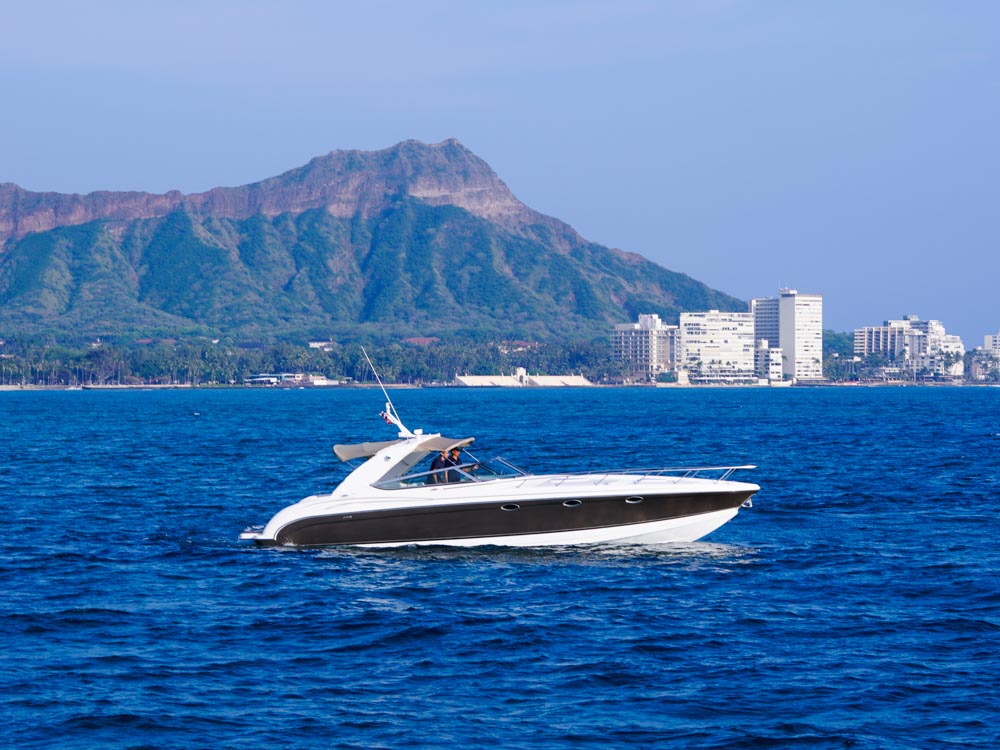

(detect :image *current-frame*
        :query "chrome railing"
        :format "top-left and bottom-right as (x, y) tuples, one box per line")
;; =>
(527, 465), (757, 487)
(373, 460), (754, 490)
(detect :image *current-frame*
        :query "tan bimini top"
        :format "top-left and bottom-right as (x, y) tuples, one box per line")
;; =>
(333, 436), (474, 462)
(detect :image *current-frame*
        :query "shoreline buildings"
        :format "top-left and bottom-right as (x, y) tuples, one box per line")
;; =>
(614, 289), (823, 384)
(613, 295), (980, 385)
(854, 316), (965, 378)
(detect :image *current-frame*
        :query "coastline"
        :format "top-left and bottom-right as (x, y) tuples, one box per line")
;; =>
(1, 381), (992, 392)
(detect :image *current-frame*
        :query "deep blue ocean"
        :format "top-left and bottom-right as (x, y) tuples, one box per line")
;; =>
(2, 386), (998, 749)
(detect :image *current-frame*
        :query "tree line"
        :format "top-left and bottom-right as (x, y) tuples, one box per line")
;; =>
(0, 337), (619, 387)
(2, 333), (995, 386)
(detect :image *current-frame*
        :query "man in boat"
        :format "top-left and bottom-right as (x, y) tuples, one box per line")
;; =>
(428, 449), (449, 484)
(446, 447), (463, 483)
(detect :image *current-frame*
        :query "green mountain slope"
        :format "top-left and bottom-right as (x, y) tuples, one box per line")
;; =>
(0, 141), (744, 342)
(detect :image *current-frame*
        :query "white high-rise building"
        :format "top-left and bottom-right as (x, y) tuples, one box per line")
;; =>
(751, 289), (823, 381)
(750, 297), (779, 349)
(781, 290), (824, 381)
(612, 313), (678, 378)
(679, 311), (755, 382)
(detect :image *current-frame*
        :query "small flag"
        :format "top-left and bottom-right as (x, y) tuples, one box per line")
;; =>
(379, 411), (394, 425)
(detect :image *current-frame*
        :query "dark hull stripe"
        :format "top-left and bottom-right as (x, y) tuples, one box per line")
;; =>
(261, 490), (755, 548)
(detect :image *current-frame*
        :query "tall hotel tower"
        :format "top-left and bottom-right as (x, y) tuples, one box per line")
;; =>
(751, 289), (823, 382)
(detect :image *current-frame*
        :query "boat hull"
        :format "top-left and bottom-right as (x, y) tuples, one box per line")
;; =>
(253, 488), (755, 548)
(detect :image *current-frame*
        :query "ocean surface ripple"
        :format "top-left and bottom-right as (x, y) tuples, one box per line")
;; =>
(2, 387), (998, 749)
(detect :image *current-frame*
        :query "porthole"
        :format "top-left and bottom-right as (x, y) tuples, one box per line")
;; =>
(500, 503), (520, 512)
(562, 499), (582, 508)
(625, 496), (644, 504)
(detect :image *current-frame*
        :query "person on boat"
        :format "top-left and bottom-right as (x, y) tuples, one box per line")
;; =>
(428, 450), (449, 484)
(446, 447), (463, 483)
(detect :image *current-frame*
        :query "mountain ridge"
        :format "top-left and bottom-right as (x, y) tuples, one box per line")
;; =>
(0, 139), (571, 246)
(0, 139), (744, 342)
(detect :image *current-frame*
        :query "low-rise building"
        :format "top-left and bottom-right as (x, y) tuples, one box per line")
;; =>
(755, 339), (785, 383)
(454, 367), (592, 387)
(245, 372), (337, 386)
(308, 340), (337, 351)
(966, 333), (1000, 381)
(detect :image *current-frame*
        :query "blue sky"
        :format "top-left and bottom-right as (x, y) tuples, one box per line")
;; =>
(2, 1), (997, 344)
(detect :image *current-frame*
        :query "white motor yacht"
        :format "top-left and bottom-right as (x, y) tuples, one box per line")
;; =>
(240, 390), (759, 549)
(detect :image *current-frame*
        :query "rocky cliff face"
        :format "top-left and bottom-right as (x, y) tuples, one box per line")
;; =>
(0, 139), (574, 248)
(0, 183), (183, 243)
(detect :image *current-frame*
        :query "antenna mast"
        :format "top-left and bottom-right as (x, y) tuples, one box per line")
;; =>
(361, 347), (413, 437)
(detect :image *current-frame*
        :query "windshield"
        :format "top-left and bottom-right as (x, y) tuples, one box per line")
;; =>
(373, 452), (529, 490)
